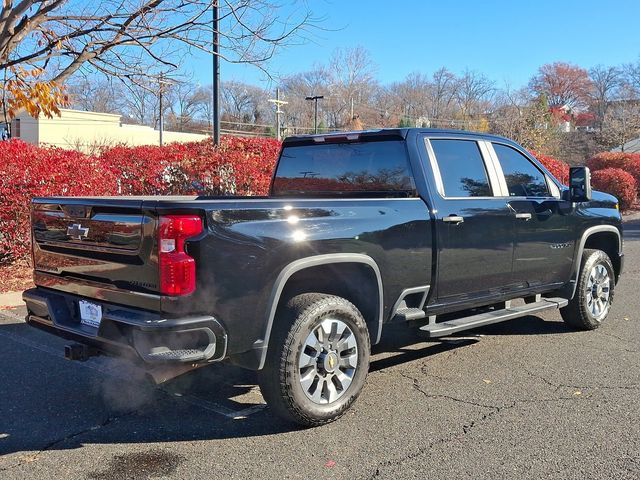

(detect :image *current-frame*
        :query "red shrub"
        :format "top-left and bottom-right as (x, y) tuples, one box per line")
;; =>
(587, 152), (640, 193)
(591, 168), (637, 210)
(98, 144), (171, 195)
(0, 136), (282, 263)
(0, 140), (118, 262)
(176, 137), (280, 195)
(529, 150), (570, 185)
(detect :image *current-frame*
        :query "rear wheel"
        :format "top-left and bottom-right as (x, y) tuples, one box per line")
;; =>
(258, 293), (370, 427)
(561, 249), (615, 330)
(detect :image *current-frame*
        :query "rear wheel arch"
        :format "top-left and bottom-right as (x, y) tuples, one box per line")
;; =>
(259, 254), (383, 369)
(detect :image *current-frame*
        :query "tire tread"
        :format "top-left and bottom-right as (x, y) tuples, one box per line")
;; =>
(561, 249), (614, 330)
(259, 293), (370, 427)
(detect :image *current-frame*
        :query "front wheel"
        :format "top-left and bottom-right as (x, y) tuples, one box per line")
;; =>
(561, 249), (615, 330)
(258, 293), (370, 427)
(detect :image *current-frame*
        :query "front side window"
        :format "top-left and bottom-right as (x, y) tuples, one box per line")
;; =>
(430, 139), (492, 197)
(493, 144), (549, 197)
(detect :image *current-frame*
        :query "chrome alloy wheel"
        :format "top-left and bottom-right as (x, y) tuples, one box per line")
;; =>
(586, 264), (611, 320)
(298, 318), (358, 404)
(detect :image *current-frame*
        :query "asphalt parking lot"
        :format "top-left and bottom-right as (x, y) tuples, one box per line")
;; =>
(1, 221), (639, 480)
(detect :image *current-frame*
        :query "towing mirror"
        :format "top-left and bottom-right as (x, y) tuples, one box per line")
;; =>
(569, 166), (592, 202)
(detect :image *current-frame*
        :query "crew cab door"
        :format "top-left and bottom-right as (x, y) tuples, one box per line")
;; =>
(487, 142), (576, 288)
(421, 136), (516, 302)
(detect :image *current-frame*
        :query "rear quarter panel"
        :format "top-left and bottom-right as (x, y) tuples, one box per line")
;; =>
(157, 197), (433, 360)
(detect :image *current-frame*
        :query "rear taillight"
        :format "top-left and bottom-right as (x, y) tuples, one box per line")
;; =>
(158, 215), (203, 296)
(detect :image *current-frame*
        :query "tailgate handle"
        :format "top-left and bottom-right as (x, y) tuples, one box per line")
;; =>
(515, 213), (532, 221)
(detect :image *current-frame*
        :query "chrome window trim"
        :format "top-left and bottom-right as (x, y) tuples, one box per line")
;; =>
(423, 136), (501, 200)
(479, 140), (508, 197)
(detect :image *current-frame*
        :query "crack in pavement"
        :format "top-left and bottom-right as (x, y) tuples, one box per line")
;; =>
(399, 372), (500, 411)
(522, 368), (640, 392)
(369, 372), (582, 479)
(0, 409), (139, 473)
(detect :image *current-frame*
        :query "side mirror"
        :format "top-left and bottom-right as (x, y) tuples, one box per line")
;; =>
(569, 166), (592, 202)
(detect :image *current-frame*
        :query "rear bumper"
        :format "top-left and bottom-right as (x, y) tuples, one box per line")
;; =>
(22, 287), (227, 364)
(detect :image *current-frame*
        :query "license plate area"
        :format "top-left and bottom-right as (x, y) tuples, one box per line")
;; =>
(79, 300), (102, 328)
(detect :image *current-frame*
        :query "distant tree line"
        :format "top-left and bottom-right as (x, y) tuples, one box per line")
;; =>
(62, 46), (640, 161)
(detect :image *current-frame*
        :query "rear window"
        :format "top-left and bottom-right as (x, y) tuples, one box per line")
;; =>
(271, 141), (415, 196)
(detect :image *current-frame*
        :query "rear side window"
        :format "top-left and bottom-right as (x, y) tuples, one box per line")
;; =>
(430, 139), (492, 197)
(272, 140), (415, 196)
(493, 144), (549, 197)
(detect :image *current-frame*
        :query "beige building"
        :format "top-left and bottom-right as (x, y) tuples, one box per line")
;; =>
(10, 108), (208, 152)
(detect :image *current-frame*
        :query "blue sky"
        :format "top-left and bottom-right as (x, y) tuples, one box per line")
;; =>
(189, 0), (640, 89)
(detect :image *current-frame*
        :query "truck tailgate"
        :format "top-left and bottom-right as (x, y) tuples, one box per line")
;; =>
(31, 197), (160, 303)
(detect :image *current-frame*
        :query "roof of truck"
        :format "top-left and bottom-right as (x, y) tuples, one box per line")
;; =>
(281, 128), (515, 146)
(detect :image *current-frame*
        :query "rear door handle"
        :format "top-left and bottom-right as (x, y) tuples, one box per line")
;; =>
(443, 215), (464, 224)
(515, 213), (532, 221)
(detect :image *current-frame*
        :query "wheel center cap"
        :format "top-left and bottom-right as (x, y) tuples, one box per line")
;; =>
(323, 352), (338, 373)
(596, 285), (603, 297)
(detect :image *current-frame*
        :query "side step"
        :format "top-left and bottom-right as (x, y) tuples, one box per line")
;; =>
(419, 297), (568, 338)
(394, 307), (427, 322)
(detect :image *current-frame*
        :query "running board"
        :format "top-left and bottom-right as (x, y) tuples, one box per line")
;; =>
(419, 297), (568, 338)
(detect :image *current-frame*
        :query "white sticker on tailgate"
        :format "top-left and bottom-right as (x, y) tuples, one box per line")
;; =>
(79, 300), (102, 328)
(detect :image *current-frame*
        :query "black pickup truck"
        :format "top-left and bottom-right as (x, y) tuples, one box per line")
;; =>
(23, 128), (624, 426)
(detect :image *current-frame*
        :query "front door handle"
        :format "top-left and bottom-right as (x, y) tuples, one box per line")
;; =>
(515, 213), (532, 221)
(443, 215), (464, 224)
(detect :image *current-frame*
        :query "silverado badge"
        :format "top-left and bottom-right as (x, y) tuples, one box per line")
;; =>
(67, 223), (89, 240)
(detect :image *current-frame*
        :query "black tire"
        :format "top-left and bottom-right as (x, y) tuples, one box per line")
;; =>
(258, 293), (371, 427)
(561, 249), (615, 330)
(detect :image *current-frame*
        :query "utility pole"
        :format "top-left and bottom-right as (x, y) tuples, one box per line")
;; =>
(159, 82), (163, 145)
(212, 1), (220, 145)
(158, 73), (173, 146)
(268, 88), (288, 140)
(305, 95), (324, 134)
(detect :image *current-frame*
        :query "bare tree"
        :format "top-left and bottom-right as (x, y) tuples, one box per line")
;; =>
(280, 67), (331, 132)
(490, 85), (561, 155)
(327, 46), (377, 126)
(0, 0), (319, 122)
(588, 65), (621, 130)
(427, 67), (458, 121)
(220, 80), (269, 127)
(623, 59), (640, 95)
(167, 80), (210, 131)
(387, 72), (430, 125)
(119, 77), (160, 125)
(455, 69), (495, 121)
(68, 75), (124, 114)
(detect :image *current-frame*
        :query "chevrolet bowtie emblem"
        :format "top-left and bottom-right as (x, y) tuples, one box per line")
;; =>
(67, 223), (89, 240)
(328, 356), (335, 369)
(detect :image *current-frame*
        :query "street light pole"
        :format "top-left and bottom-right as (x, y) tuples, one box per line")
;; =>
(305, 95), (324, 134)
(212, 2), (220, 145)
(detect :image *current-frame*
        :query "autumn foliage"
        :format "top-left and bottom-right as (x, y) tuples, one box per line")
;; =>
(5, 67), (69, 119)
(0, 137), (281, 263)
(591, 168), (637, 210)
(586, 152), (640, 194)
